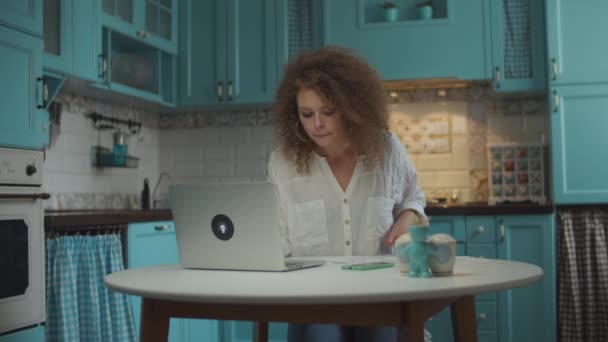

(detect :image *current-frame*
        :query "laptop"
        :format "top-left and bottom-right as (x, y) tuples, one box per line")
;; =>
(169, 182), (325, 272)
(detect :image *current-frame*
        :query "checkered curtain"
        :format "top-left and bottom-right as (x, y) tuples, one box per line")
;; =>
(503, 0), (532, 78)
(557, 208), (608, 342)
(288, 0), (314, 59)
(46, 233), (136, 342)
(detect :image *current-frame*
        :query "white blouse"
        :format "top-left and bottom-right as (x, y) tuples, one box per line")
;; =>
(267, 134), (426, 257)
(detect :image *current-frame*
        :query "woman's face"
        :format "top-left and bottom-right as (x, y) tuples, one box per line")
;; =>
(296, 88), (349, 152)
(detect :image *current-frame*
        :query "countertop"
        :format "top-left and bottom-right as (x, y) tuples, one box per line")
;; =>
(45, 202), (553, 229)
(45, 209), (173, 229)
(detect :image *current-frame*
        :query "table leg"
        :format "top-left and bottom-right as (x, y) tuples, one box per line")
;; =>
(140, 298), (170, 342)
(253, 321), (269, 342)
(450, 296), (478, 342)
(400, 302), (426, 342)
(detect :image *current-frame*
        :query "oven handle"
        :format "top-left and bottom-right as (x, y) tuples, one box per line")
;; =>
(0, 193), (51, 200)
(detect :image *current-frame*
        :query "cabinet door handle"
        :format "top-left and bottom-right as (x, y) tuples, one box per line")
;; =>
(98, 54), (108, 80)
(228, 80), (233, 101)
(553, 91), (559, 112)
(475, 226), (485, 234)
(478, 313), (487, 320)
(154, 225), (170, 231)
(494, 66), (501, 89)
(551, 58), (558, 81)
(217, 81), (224, 102)
(36, 77), (47, 109)
(499, 219), (505, 242)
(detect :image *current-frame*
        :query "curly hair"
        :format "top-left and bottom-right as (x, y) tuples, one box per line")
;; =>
(273, 46), (389, 174)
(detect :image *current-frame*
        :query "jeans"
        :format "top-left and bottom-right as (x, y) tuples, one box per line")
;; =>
(287, 323), (399, 342)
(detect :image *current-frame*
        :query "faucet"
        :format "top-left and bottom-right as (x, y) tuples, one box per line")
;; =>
(152, 172), (170, 209)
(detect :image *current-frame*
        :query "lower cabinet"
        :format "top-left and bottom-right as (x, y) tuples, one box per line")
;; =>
(127, 221), (220, 342)
(223, 321), (288, 342)
(0, 326), (45, 342)
(425, 214), (555, 342)
(125, 216), (554, 342)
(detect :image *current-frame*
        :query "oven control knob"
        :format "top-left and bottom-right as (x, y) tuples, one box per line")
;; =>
(26, 164), (37, 176)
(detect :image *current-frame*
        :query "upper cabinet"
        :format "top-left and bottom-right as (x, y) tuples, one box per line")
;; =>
(101, 0), (178, 54)
(0, 25), (48, 150)
(179, 0), (277, 107)
(98, 28), (176, 106)
(322, 0), (487, 81)
(0, 0), (43, 37)
(488, 0), (546, 93)
(546, 0), (608, 85)
(43, 0), (72, 74)
(546, 0), (608, 204)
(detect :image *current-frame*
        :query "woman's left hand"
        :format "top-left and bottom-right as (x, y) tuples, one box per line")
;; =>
(384, 209), (418, 246)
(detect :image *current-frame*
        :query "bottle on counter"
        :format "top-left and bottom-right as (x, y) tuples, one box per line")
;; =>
(141, 178), (150, 210)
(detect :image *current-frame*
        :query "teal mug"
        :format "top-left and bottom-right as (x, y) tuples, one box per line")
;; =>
(417, 5), (433, 20)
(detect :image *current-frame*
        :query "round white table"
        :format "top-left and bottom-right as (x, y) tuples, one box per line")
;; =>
(105, 256), (543, 342)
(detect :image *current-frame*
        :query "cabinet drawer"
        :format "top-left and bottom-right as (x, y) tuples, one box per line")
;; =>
(466, 244), (496, 259)
(466, 216), (496, 243)
(129, 221), (175, 234)
(475, 301), (497, 331)
(467, 244), (497, 301)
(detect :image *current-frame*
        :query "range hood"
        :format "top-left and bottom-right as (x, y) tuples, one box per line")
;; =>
(383, 78), (488, 90)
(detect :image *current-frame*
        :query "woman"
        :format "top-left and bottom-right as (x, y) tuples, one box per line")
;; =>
(268, 46), (426, 342)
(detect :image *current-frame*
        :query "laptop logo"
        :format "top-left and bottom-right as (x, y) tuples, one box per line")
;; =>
(211, 214), (234, 241)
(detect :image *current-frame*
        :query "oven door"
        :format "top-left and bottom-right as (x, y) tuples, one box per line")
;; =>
(0, 188), (45, 333)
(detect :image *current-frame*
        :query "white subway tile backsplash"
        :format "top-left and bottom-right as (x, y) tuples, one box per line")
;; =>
(172, 147), (203, 162)
(219, 127), (249, 144)
(160, 129), (189, 147)
(204, 161), (234, 177)
(250, 126), (275, 143)
(189, 128), (220, 145)
(204, 146), (234, 161)
(235, 144), (266, 160)
(235, 160), (267, 177)
(172, 161), (203, 178)
(188, 177), (220, 185)
(44, 90), (548, 209)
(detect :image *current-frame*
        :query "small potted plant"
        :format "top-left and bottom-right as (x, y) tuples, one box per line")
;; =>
(378, 2), (398, 22)
(416, 0), (433, 20)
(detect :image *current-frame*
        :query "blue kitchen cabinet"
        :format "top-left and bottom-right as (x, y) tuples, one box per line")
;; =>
(496, 214), (556, 342)
(98, 28), (176, 106)
(275, 0), (326, 86)
(223, 321), (288, 342)
(71, 0), (104, 82)
(425, 214), (555, 342)
(179, 0), (277, 107)
(423, 215), (466, 342)
(322, 0), (487, 81)
(546, 0), (608, 86)
(128, 221), (220, 342)
(0, 25), (49, 150)
(0, 325), (45, 342)
(545, 0), (608, 204)
(549, 84), (608, 203)
(100, 0), (178, 54)
(43, 0), (72, 74)
(0, 0), (43, 37)
(488, 0), (546, 93)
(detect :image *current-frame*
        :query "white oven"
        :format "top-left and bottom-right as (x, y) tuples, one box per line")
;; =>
(0, 148), (47, 333)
